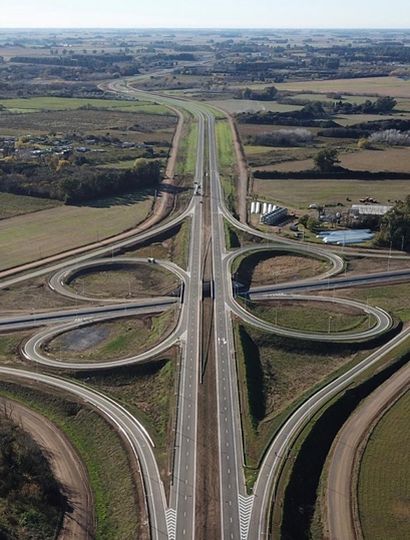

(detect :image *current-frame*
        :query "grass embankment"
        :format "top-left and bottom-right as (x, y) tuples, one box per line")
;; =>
(275, 339), (410, 540)
(47, 310), (177, 363)
(70, 263), (179, 299)
(234, 249), (331, 288)
(74, 358), (176, 487)
(176, 119), (198, 177)
(333, 282), (410, 323)
(0, 191), (154, 271)
(246, 299), (373, 333)
(224, 220), (265, 251)
(125, 218), (191, 270)
(234, 323), (374, 473)
(0, 414), (63, 540)
(358, 391), (410, 540)
(0, 332), (31, 364)
(0, 383), (142, 540)
(215, 119), (236, 212)
(0, 192), (61, 220)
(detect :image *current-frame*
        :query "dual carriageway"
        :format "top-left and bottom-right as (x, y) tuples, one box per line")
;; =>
(0, 77), (409, 539)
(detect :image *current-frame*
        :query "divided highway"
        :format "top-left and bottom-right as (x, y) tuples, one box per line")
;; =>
(0, 72), (409, 540)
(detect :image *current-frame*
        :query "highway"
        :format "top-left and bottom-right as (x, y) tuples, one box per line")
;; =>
(0, 366), (170, 539)
(248, 327), (410, 539)
(167, 109), (205, 540)
(208, 113), (249, 540)
(0, 71), (409, 540)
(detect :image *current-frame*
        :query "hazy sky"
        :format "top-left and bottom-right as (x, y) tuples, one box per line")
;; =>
(1, 0), (409, 29)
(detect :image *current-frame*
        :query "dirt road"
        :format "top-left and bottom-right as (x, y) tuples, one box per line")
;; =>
(325, 361), (410, 540)
(1, 398), (94, 540)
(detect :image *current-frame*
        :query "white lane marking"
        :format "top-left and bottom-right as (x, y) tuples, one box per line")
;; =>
(238, 494), (255, 540)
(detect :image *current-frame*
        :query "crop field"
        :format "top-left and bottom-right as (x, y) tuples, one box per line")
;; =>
(0, 191), (154, 271)
(336, 113), (401, 126)
(0, 191), (62, 219)
(339, 148), (410, 173)
(358, 391), (410, 540)
(0, 96), (171, 115)
(271, 76), (410, 98)
(253, 178), (409, 209)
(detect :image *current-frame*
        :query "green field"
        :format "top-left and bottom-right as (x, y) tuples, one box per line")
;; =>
(0, 96), (170, 115)
(358, 391), (410, 540)
(254, 178), (410, 210)
(208, 99), (303, 115)
(0, 191), (154, 271)
(48, 310), (177, 362)
(216, 119), (235, 171)
(265, 147), (410, 174)
(246, 300), (372, 333)
(77, 358), (176, 486)
(177, 120), (198, 177)
(235, 323), (369, 469)
(0, 191), (61, 219)
(334, 283), (410, 322)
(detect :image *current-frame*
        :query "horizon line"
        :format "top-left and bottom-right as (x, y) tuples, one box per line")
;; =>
(1, 26), (410, 31)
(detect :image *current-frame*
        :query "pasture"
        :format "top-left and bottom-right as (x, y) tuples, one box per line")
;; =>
(358, 391), (410, 540)
(0, 191), (153, 271)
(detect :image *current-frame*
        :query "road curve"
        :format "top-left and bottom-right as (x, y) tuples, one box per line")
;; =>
(326, 361), (410, 540)
(248, 327), (410, 540)
(0, 367), (169, 540)
(48, 257), (188, 303)
(229, 291), (393, 343)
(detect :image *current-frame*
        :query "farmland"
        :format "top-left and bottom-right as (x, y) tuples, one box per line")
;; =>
(265, 76), (410, 99)
(256, 147), (410, 174)
(253, 178), (409, 210)
(0, 96), (170, 115)
(0, 191), (61, 219)
(0, 191), (153, 271)
(358, 391), (410, 540)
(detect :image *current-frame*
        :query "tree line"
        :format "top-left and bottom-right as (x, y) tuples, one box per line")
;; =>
(0, 158), (161, 203)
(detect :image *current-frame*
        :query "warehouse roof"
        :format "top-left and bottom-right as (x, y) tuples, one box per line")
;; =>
(351, 204), (392, 216)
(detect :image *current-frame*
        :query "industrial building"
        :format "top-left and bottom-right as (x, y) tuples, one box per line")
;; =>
(260, 205), (288, 225)
(350, 204), (392, 217)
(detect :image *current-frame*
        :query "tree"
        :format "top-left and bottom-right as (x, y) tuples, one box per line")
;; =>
(306, 217), (320, 232)
(375, 96), (397, 113)
(314, 148), (340, 172)
(376, 195), (410, 251)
